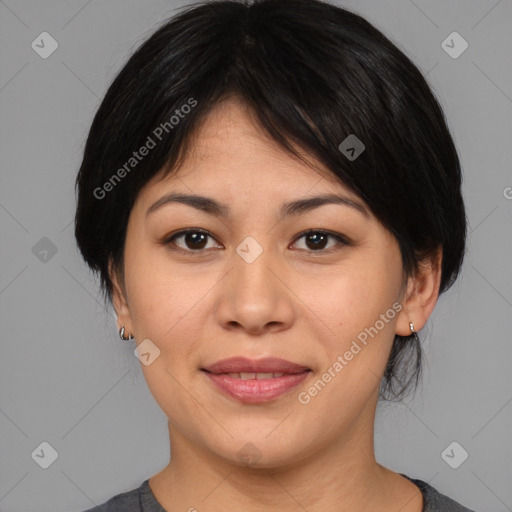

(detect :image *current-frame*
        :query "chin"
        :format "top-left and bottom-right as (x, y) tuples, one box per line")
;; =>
(210, 435), (309, 470)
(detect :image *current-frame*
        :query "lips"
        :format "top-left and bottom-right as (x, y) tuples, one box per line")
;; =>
(201, 357), (311, 403)
(202, 356), (310, 375)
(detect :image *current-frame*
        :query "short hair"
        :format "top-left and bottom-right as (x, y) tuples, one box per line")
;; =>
(74, 0), (467, 401)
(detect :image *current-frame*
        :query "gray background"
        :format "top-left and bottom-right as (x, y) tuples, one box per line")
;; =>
(1, 1), (511, 511)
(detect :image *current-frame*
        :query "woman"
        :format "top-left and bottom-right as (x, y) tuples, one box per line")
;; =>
(75, 0), (476, 510)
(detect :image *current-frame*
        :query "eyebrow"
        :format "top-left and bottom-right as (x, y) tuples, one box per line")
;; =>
(145, 192), (370, 219)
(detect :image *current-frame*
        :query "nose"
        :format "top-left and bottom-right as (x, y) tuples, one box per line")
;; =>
(214, 239), (296, 335)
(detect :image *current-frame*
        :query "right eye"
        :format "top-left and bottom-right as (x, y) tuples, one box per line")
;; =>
(162, 229), (222, 253)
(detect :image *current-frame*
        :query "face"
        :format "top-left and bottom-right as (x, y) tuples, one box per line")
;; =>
(111, 97), (415, 468)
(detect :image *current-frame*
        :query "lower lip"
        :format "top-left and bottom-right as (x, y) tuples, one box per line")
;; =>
(203, 371), (310, 403)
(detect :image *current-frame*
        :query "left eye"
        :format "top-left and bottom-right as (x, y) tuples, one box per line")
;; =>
(163, 229), (349, 253)
(292, 230), (349, 252)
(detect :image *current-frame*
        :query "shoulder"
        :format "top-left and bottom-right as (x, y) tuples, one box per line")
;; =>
(80, 479), (166, 512)
(401, 474), (479, 512)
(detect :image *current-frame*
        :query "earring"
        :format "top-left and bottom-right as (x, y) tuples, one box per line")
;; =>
(119, 325), (134, 341)
(409, 321), (419, 342)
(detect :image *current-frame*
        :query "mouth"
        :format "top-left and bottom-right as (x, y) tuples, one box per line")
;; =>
(211, 371), (291, 379)
(201, 357), (312, 403)
(202, 356), (310, 375)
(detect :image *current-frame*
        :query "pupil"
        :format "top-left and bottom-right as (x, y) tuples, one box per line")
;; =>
(307, 232), (326, 250)
(186, 232), (207, 249)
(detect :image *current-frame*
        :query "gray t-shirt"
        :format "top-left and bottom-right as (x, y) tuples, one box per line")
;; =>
(82, 473), (478, 511)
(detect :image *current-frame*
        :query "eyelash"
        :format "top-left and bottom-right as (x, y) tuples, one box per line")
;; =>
(162, 228), (351, 255)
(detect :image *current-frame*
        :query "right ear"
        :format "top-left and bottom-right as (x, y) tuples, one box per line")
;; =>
(108, 258), (133, 333)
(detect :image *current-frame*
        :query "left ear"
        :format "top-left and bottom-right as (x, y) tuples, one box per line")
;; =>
(395, 246), (443, 336)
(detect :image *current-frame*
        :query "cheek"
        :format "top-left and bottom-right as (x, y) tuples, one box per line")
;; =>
(302, 256), (400, 336)
(124, 246), (209, 418)
(124, 241), (188, 327)
(298, 252), (403, 401)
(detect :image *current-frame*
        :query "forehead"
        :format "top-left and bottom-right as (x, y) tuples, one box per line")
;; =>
(128, 97), (382, 238)
(187, 97), (282, 157)
(151, 97), (349, 193)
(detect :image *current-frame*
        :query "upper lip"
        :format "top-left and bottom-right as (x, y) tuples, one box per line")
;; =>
(202, 357), (310, 374)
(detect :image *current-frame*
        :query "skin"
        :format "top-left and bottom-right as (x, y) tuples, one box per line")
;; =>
(110, 96), (442, 512)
